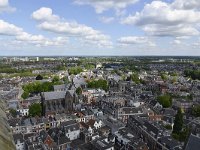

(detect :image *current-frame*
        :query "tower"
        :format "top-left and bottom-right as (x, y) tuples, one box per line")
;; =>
(65, 91), (74, 113)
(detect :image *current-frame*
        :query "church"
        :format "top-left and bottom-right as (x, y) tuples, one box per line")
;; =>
(41, 89), (78, 116)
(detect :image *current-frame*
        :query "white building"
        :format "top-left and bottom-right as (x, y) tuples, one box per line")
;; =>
(61, 121), (80, 141)
(17, 108), (29, 116)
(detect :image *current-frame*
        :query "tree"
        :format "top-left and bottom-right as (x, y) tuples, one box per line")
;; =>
(184, 69), (200, 80)
(131, 73), (140, 84)
(179, 127), (190, 142)
(85, 64), (95, 70)
(63, 76), (69, 84)
(22, 81), (59, 98)
(161, 73), (167, 81)
(69, 67), (83, 75)
(36, 74), (43, 80)
(173, 108), (183, 134)
(52, 76), (60, 83)
(172, 76), (177, 83)
(192, 105), (200, 117)
(21, 91), (29, 99)
(87, 79), (109, 91)
(164, 124), (172, 130)
(41, 82), (54, 92)
(29, 103), (42, 117)
(157, 94), (172, 108)
(56, 65), (66, 71)
(9, 108), (17, 117)
(76, 87), (82, 95)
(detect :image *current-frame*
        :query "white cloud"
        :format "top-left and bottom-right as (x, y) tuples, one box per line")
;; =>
(31, 7), (60, 22)
(121, 1), (200, 37)
(0, 0), (8, 7)
(32, 7), (113, 48)
(73, 0), (139, 14)
(38, 21), (98, 36)
(0, 20), (23, 36)
(84, 34), (113, 48)
(99, 16), (114, 24)
(16, 32), (68, 47)
(118, 36), (156, 46)
(0, 20), (68, 47)
(172, 0), (200, 10)
(176, 36), (190, 40)
(0, 0), (15, 13)
(193, 42), (200, 47)
(172, 39), (181, 45)
(192, 37), (200, 47)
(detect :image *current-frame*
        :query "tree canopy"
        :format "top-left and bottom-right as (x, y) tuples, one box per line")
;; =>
(52, 76), (60, 83)
(184, 69), (200, 80)
(87, 79), (109, 91)
(29, 103), (42, 117)
(173, 108), (183, 134)
(9, 108), (17, 118)
(131, 73), (140, 84)
(85, 64), (95, 70)
(21, 81), (54, 99)
(68, 67), (83, 75)
(161, 73), (168, 81)
(76, 87), (82, 95)
(55, 65), (66, 71)
(157, 94), (172, 108)
(191, 105), (200, 117)
(21, 91), (29, 99)
(62, 76), (69, 84)
(172, 109), (189, 142)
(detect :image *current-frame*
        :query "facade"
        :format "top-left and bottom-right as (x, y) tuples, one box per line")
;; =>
(61, 120), (80, 141)
(17, 108), (29, 116)
(41, 90), (78, 115)
(13, 133), (24, 150)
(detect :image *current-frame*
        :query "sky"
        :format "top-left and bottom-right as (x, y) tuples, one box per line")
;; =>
(0, 0), (200, 56)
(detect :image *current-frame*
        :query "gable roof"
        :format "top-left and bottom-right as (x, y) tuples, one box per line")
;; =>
(13, 133), (24, 144)
(42, 91), (66, 100)
(53, 84), (67, 91)
(143, 121), (159, 138)
(60, 120), (77, 127)
(149, 100), (158, 106)
(86, 119), (96, 127)
(158, 136), (181, 149)
(185, 134), (200, 150)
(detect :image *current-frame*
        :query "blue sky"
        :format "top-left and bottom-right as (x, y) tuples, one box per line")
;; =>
(0, 0), (200, 56)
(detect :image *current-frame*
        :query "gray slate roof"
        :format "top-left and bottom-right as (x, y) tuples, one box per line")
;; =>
(43, 91), (66, 100)
(185, 134), (200, 150)
(158, 136), (181, 149)
(13, 133), (24, 144)
(53, 84), (67, 91)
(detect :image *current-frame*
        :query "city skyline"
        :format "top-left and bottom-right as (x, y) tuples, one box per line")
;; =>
(1, 0), (200, 56)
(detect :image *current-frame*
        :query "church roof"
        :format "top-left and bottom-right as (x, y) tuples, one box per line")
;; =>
(42, 91), (66, 100)
(53, 84), (67, 91)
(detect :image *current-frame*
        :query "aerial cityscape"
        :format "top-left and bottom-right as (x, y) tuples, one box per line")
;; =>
(0, 56), (200, 150)
(1, 0), (200, 150)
